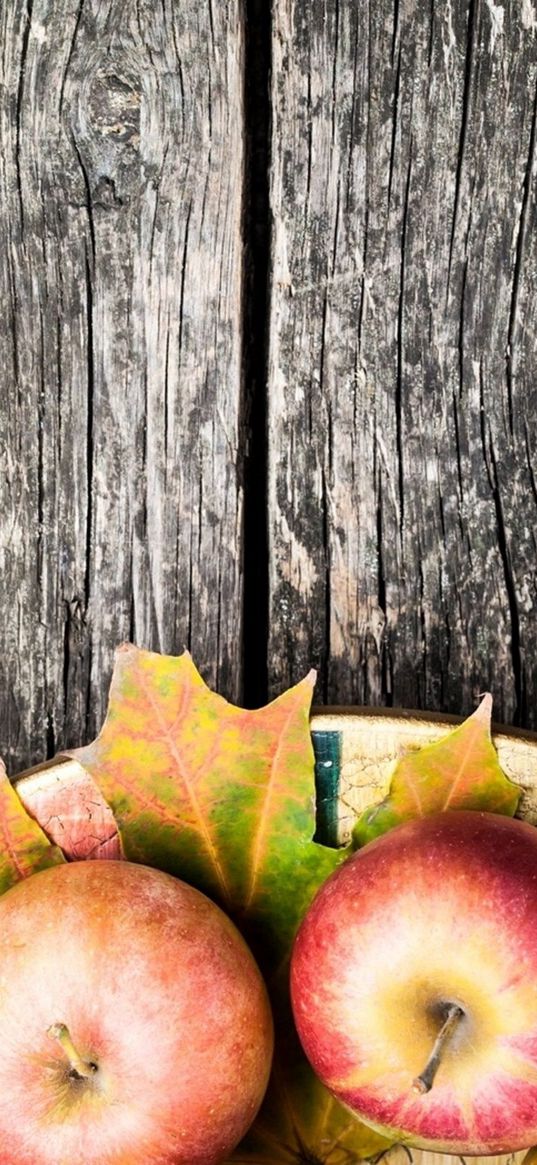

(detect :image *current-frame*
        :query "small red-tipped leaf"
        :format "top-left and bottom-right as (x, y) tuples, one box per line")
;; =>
(354, 695), (520, 848)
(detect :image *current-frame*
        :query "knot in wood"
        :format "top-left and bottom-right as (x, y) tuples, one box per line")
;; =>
(87, 67), (141, 147)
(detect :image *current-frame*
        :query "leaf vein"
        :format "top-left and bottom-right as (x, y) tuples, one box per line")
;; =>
(130, 667), (232, 905)
(243, 690), (305, 913)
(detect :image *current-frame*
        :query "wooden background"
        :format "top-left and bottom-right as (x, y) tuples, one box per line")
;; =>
(1, 0), (536, 774)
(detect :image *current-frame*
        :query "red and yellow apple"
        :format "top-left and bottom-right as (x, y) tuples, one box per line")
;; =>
(0, 860), (273, 1165)
(291, 809), (537, 1155)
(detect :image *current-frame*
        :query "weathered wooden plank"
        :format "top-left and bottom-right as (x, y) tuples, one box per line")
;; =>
(268, 0), (537, 726)
(0, 0), (245, 771)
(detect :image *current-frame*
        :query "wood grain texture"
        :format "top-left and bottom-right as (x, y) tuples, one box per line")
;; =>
(268, 0), (537, 724)
(0, 0), (245, 771)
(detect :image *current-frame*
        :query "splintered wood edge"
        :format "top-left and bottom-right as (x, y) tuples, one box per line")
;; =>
(11, 712), (537, 1165)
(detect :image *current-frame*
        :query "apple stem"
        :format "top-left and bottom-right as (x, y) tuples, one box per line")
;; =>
(47, 1022), (97, 1080)
(412, 1003), (464, 1094)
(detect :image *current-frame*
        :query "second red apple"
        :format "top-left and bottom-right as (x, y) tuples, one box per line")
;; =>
(291, 810), (537, 1155)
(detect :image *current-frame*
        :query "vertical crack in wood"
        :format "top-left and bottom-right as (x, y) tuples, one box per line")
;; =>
(83, 244), (94, 738)
(458, 258), (468, 402)
(319, 284), (331, 704)
(396, 143), (413, 539)
(376, 471), (392, 704)
(15, 0), (33, 242)
(479, 356), (524, 725)
(321, 465), (331, 707)
(447, 0), (476, 293)
(488, 437), (525, 725)
(391, 0), (401, 65)
(331, 0), (341, 148)
(506, 84), (537, 440)
(83, 247), (94, 619)
(241, 0), (271, 706)
(427, 0), (435, 68)
(387, 44), (402, 215)
(37, 311), (45, 587)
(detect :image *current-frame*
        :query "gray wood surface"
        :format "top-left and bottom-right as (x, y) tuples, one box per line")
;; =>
(0, 0), (245, 771)
(1, 0), (537, 773)
(268, 0), (537, 726)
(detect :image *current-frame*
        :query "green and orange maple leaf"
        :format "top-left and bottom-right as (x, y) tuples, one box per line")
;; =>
(68, 646), (343, 964)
